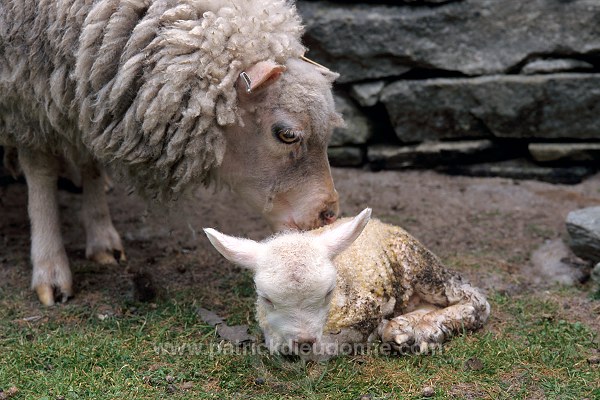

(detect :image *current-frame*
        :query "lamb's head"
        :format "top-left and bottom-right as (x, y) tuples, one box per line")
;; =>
(204, 208), (371, 355)
(218, 58), (343, 231)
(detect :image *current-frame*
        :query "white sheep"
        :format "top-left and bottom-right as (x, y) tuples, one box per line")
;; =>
(0, 0), (342, 305)
(204, 208), (491, 359)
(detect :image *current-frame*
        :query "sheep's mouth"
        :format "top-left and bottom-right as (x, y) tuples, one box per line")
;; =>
(283, 219), (300, 231)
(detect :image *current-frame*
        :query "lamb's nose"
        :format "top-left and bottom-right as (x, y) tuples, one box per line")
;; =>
(294, 335), (317, 345)
(293, 335), (316, 354)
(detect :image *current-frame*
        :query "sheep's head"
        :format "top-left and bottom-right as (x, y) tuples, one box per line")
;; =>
(204, 208), (371, 355)
(217, 58), (343, 231)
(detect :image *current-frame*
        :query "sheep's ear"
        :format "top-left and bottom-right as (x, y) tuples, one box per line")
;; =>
(239, 60), (286, 94)
(300, 55), (340, 82)
(203, 228), (261, 270)
(320, 208), (372, 259)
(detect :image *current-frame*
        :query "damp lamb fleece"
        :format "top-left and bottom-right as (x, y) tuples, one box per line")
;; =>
(0, 0), (305, 198)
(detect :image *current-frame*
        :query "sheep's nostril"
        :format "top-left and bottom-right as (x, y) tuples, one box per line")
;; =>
(320, 209), (337, 225)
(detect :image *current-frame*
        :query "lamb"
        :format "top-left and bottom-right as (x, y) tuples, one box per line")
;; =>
(204, 208), (491, 359)
(0, 0), (342, 305)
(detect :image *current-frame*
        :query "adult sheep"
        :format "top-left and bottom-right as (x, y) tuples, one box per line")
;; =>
(0, 0), (342, 305)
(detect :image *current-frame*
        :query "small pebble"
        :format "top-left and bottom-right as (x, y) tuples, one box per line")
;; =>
(540, 313), (554, 321)
(254, 377), (265, 385)
(0, 386), (18, 400)
(422, 386), (435, 397)
(166, 384), (177, 394)
(464, 357), (484, 371)
(587, 355), (600, 365)
(165, 375), (175, 383)
(56, 396), (65, 400)
(356, 395), (372, 400)
(180, 381), (193, 390)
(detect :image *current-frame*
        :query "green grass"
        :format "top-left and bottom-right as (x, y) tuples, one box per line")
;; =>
(1, 291), (598, 399)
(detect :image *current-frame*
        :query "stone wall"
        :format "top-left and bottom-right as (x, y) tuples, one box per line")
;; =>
(297, 0), (600, 183)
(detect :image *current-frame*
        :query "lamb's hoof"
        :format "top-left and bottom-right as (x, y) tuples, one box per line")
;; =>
(380, 318), (444, 355)
(380, 318), (413, 343)
(379, 318), (420, 353)
(391, 334), (439, 355)
(88, 249), (126, 265)
(35, 283), (73, 306)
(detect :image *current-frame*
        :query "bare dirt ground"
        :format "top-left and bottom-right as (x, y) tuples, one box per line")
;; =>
(1, 167), (599, 333)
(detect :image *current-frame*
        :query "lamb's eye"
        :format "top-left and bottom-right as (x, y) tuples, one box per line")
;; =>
(272, 124), (301, 144)
(325, 288), (335, 299)
(261, 296), (274, 307)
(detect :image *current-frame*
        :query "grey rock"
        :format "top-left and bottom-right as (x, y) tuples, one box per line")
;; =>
(298, 1), (600, 82)
(197, 308), (255, 345)
(330, 94), (373, 146)
(530, 239), (588, 286)
(528, 143), (600, 163)
(350, 81), (385, 107)
(328, 147), (364, 167)
(441, 159), (596, 184)
(422, 386), (435, 398)
(566, 206), (600, 263)
(592, 262), (600, 284)
(197, 307), (224, 326)
(367, 140), (496, 169)
(521, 58), (594, 75)
(380, 74), (600, 142)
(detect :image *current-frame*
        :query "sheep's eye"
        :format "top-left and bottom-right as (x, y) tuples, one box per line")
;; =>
(325, 288), (335, 299)
(272, 124), (301, 144)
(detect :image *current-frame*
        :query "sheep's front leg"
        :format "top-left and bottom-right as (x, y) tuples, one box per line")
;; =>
(378, 276), (490, 354)
(19, 148), (72, 306)
(81, 161), (125, 264)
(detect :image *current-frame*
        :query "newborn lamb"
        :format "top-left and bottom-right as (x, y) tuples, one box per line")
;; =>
(204, 208), (490, 359)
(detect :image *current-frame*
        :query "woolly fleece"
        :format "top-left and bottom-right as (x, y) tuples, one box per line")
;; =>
(0, 0), (305, 198)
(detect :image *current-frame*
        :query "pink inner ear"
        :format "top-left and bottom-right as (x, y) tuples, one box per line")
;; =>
(243, 60), (286, 92)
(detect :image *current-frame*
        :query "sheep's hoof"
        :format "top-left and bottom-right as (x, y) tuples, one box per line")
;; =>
(88, 249), (126, 265)
(35, 283), (73, 306)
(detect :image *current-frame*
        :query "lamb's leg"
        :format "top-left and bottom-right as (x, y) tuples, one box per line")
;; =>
(379, 275), (490, 353)
(81, 160), (125, 264)
(18, 148), (72, 306)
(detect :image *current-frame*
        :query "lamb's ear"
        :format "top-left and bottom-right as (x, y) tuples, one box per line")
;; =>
(318, 68), (340, 83)
(331, 112), (346, 129)
(239, 60), (286, 94)
(320, 208), (372, 259)
(203, 228), (261, 270)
